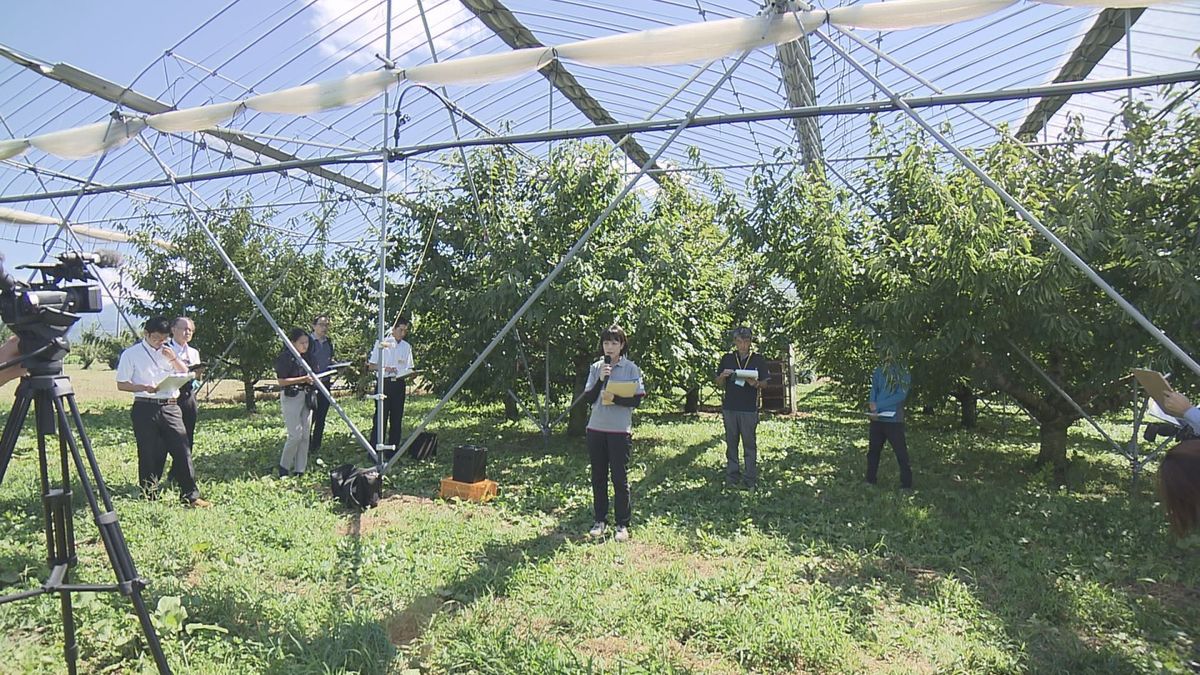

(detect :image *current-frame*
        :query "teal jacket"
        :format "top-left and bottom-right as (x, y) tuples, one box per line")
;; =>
(870, 365), (910, 424)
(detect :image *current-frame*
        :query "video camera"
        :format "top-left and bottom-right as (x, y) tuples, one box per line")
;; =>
(0, 251), (117, 376)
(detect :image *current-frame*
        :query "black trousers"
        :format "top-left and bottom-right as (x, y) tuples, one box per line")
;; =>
(867, 420), (912, 488)
(131, 400), (200, 501)
(310, 380), (331, 453)
(587, 430), (632, 527)
(178, 390), (197, 449)
(370, 378), (406, 453)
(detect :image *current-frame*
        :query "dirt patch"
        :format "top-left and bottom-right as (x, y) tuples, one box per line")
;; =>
(577, 540), (723, 578)
(386, 594), (458, 646)
(578, 635), (635, 662)
(662, 638), (740, 674)
(335, 494), (446, 536)
(1125, 579), (1200, 612)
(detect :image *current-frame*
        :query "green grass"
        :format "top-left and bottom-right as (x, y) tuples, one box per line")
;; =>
(1, 384), (1197, 673)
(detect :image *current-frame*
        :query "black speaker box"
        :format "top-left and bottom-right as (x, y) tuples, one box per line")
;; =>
(452, 444), (487, 483)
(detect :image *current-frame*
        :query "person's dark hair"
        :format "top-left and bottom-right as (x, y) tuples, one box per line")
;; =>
(144, 316), (171, 335)
(287, 327), (309, 344)
(1160, 440), (1200, 537)
(599, 324), (629, 356)
(393, 316), (411, 328)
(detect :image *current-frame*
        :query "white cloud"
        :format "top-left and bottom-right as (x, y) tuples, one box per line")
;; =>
(307, 0), (485, 71)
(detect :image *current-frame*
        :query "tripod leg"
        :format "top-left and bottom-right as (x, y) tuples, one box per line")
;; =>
(46, 488), (79, 675)
(0, 380), (34, 485)
(53, 392), (173, 674)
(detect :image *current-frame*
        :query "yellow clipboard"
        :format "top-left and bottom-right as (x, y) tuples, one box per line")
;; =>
(604, 381), (638, 398)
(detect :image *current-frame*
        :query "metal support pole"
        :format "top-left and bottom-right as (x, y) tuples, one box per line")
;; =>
(373, 0), (396, 467)
(380, 49), (758, 472)
(816, 30), (1200, 379)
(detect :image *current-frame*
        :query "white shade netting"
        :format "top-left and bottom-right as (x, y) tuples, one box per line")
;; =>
(0, 206), (60, 225)
(0, 0), (1180, 162)
(828, 0), (1016, 30)
(245, 70), (401, 115)
(27, 117), (147, 160)
(0, 138), (31, 162)
(147, 101), (245, 133)
(553, 12), (825, 67)
(1037, 0), (1176, 6)
(406, 48), (554, 86)
(0, 207), (174, 250)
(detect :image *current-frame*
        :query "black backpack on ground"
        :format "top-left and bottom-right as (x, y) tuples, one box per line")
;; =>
(329, 463), (382, 511)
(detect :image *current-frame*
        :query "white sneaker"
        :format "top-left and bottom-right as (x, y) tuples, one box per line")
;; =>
(588, 522), (606, 538)
(614, 526), (629, 542)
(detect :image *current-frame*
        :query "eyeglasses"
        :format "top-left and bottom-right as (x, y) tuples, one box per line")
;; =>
(316, 322), (331, 327)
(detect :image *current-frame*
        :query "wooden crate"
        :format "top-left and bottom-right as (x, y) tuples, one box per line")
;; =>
(439, 478), (499, 503)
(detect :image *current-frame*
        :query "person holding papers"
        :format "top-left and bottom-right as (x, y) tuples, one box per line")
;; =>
(168, 317), (202, 449)
(866, 359), (913, 489)
(1162, 391), (1200, 437)
(274, 328), (315, 477)
(715, 326), (769, 489)
(116, 316), (210, 507)
(368, 318), (414, 455)
(581, 325), (645, 542)
(303, 315), (336, 455)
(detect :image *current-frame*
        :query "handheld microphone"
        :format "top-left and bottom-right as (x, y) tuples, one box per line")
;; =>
(602, 354), (612, 382)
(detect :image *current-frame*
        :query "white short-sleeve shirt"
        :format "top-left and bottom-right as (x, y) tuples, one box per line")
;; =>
(116, 340), (184, 399)
(368, 338), (413, 378)
(167, 339), (200, 368)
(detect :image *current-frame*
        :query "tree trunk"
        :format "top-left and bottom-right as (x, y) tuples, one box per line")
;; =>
(684, 386), (700, 414)
(567, 368), (589, 437)
(1035, 419), (1071, 484)
(243, 379), (257, 412)
(503, 394), (520, 422)
(953, 385), (978, 429)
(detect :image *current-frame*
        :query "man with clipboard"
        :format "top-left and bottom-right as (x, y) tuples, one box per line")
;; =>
(368, 317), (416, 455)
(715, 326), (769, 490)
(1133, 369), (1200, 438)
(115, 316), (210, 507)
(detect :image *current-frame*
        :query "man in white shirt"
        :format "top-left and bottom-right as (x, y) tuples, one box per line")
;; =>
(368, 318), (414, 456)
(168, 317), (202, 449)
(116, 316), (211, 507)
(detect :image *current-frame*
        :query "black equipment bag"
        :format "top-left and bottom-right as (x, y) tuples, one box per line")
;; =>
(408, 432), (438, 460)
(329, 463), (382, 511)
(452, 444), (487, 483)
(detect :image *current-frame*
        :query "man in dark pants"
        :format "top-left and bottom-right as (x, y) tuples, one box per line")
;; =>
(866, 361), (913, 489)
(116, 316), (211, 507)
(715, 327), (770, 489)
(167, 316), (201, 449)
(304, 315), (335, 454)
(368, 318), (413, 457)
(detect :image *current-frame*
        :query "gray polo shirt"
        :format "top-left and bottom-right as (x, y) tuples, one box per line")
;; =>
(584, 357), (645, 434)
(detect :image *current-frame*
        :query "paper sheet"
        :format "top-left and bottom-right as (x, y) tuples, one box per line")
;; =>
(156, 373), (195, 391)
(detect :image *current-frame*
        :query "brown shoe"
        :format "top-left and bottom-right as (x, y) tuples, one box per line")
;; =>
(188, 498), (213, 509)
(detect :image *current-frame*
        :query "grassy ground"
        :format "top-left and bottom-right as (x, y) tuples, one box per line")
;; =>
(0, 381), (1197, 674)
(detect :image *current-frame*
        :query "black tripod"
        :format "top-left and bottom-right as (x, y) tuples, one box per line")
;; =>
(0, 368), (172, 674)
